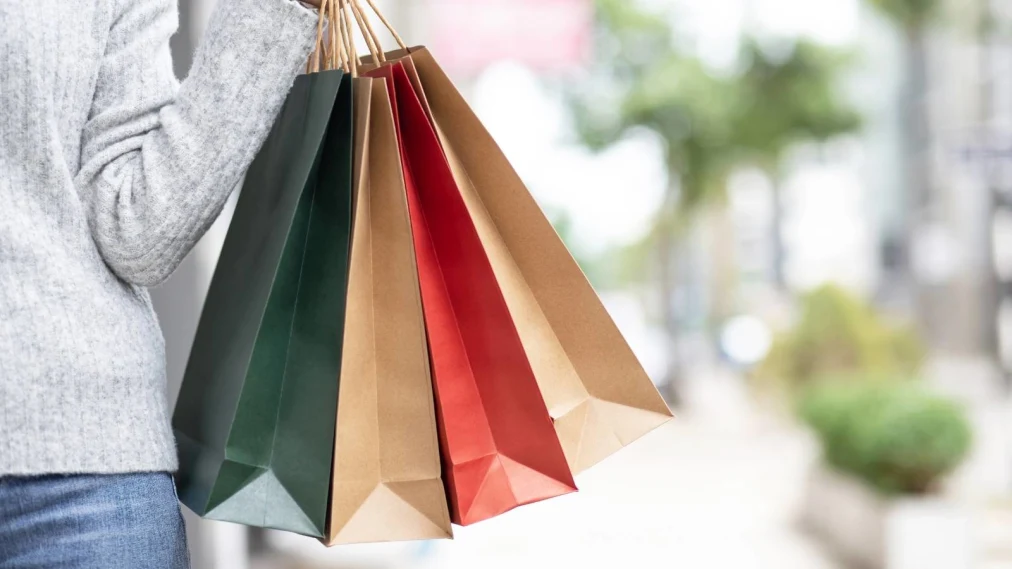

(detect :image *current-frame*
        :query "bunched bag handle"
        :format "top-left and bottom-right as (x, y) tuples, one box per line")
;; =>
(307, 0), (356, 74)
(311, 0), (410, 74)
(338, 0), (360, 77)
(347, 0), (383, 63)
(329, 0), (408, 66)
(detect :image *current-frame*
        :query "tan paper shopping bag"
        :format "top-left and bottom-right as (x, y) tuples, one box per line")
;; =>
(322, 76), (452, 546)
(403, 48), (673, 474)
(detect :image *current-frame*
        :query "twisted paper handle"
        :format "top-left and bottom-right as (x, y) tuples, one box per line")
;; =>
(339, 0), (359, 76)
(306, 0), (354, 74)
(307, 0), (409, 74)
(354, 0), (407, 51)
(306, 0), (328, 73)
(348, 0), (384, 62)
(340, 0), (408, 66)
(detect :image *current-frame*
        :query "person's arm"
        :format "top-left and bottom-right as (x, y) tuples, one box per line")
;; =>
(74, 0), (320, 287)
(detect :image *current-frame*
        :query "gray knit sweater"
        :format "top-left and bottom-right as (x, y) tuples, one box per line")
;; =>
(0, 0), (318, 475)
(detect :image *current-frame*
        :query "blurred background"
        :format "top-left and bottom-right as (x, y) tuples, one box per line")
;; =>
(161, 0), (1012, 567)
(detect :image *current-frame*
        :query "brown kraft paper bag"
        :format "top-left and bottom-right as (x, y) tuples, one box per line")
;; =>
(323, 76), (452, 545)
(378, 47), (674, 475)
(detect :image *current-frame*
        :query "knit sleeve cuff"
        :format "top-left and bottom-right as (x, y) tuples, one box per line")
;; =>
(180, 0), (319, 110)
(170, 0), (321, 182)
(202, 0), (319, 77)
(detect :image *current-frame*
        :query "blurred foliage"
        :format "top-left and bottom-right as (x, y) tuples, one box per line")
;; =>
(731, 39), (861, 171)
(566, 0), (862, 326)
(757, 285), (924, 391)
(570, 0), (861, 214)
(799, 380), (972, 495)
(866, 0), (943, 30)
(569, 0), (734, 213)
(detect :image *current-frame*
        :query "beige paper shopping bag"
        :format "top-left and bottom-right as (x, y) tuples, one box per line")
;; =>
(404, 48), (673, 475)
(323, 77), (452, 546)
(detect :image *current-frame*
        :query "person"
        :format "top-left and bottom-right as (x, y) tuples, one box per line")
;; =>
(0, 0), (326, 566)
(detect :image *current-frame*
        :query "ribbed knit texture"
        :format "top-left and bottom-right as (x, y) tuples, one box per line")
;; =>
(0, 0), (318, 475)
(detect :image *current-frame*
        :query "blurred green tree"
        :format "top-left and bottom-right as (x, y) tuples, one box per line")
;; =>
(867, 0), (943, 27)
(568, 0), (738, 400)
(568, 0), (860, 397)
(730, 39), (861, 288)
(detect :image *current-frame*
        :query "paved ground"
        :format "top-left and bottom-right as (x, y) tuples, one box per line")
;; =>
(228, 361), (1012, 569)
(265, 370), (844, 569)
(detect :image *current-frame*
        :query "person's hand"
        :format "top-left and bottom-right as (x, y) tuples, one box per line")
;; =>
(299, 0), (323, 8)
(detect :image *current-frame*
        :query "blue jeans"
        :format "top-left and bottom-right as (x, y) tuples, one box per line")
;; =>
(0, 472), (190, 569)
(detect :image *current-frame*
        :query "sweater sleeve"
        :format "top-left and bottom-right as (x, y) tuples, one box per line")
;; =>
(74, 0), (318, 287)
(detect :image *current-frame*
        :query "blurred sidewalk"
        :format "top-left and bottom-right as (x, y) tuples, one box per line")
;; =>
(266, 367), (842, 569)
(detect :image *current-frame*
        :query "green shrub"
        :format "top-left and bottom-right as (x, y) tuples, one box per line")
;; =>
(799, 380), (973, 495)
(758, 285), (924, 392)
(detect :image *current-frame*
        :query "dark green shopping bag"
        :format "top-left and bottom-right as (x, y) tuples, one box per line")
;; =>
(173, 70), (354, 538)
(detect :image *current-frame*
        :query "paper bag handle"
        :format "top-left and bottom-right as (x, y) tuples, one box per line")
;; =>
(307, 0), (357, 74)
(309, 0), (409, 74)
(306, 0), (328, 73)
(347, 0), (385, 63)
(339, 0), (360, 77)
(348, 0), (408, 54)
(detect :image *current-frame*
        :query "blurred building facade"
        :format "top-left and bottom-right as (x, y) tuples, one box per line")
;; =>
(909, 0), (999, 359)
(901, 0), (1012, 378)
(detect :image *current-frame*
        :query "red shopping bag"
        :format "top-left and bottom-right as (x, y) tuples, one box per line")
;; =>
(365, 62), (577, 526)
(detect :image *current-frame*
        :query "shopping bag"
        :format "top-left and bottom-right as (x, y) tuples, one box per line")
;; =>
(322, 76), (452, 545)
(173, 68), (355, 538)
(365, 61), (577, 526)
(405, 48), (673, 474)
